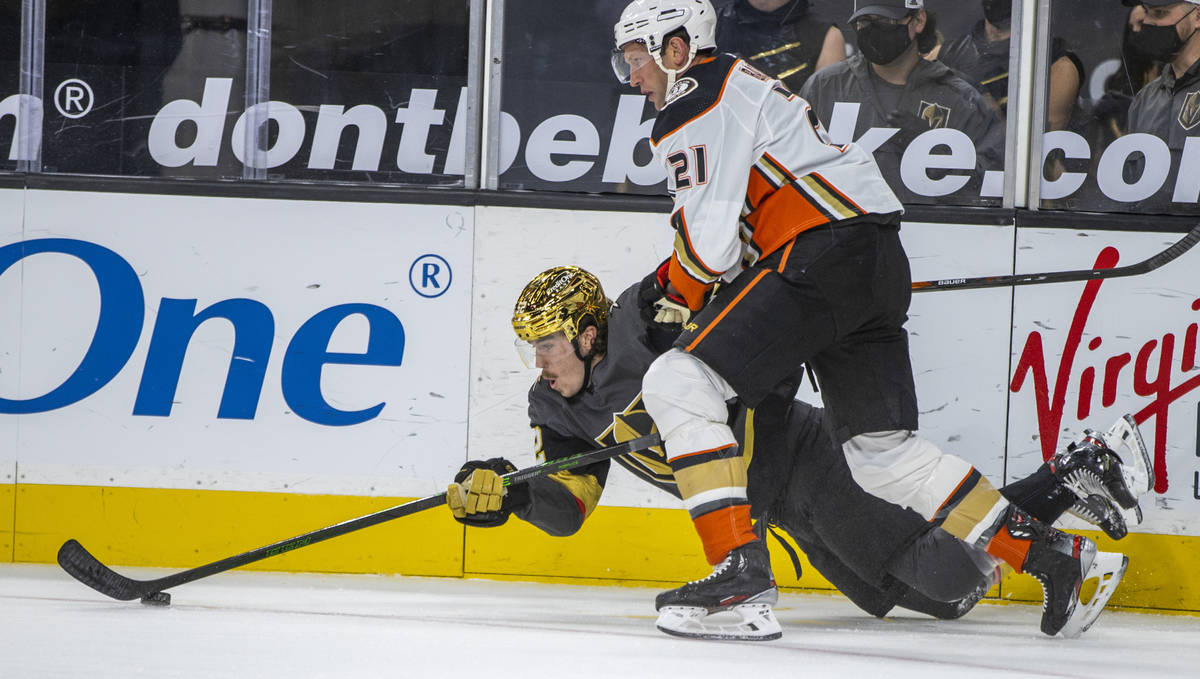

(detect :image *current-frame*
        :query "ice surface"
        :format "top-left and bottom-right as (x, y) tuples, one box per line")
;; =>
(1, 563), (1196, 679)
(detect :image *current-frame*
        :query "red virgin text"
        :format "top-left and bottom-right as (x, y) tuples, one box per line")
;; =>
(1010, 246), (1200, 493)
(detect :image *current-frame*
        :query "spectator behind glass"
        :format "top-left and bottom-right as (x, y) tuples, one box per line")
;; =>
(1123, 0), (1200, 213)
(715, 0), (845, 92)
(1125, 0), (1200, 141)
(1043, 4), (1161, 212)
(1094, 4), (1162, 146)
(938, 0), (1084, 132)
(799, 0), (1003, 205)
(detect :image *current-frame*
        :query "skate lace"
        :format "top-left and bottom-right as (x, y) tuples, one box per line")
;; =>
(1064, 467), (1108, 499)
(688, 554), (736, 585)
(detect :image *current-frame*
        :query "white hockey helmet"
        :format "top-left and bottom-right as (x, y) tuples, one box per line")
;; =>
(611, 0), (717, 85)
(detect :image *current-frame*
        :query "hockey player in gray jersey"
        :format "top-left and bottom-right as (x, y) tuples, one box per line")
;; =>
(445, 266), (1146, 641)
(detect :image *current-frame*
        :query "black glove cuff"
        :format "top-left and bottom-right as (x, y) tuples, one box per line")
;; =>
(637, 266), (687, 344)
(451, 457), (524, 527)
(455, 511), (511, 528)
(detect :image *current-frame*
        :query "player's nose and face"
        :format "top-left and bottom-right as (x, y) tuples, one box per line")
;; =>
(530, 332), (587, 398)
(623, 42), (668, 110)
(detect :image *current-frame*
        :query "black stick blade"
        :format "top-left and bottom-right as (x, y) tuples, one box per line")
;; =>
(57, 540), (151, 601)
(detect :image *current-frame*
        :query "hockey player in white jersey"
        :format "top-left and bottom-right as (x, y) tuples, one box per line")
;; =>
(611, 0), (1128, 640)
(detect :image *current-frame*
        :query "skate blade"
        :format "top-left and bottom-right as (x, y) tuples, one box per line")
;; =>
(655, 603), (782, 641)
(1058, 551), (1128, 639)
(1106, 414), (1152, 500)
(1118, 504), (1143, 530)
(1066, 503), (1127, 541)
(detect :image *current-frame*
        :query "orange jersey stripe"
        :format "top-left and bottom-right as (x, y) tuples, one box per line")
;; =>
(933, 468), (980, 520)
(654, 60), (740, 145)
(667, 442), (738, 465)
(673, 209), (723, 280)
(761, 152), (796, 181)
(745, 168), (775, 208)
(745, 183), (832, 258)
(685, 269), (771, 353)
(811, 171), (865, 213)
(669, 255), (714, 312)
(776, 238), (795, 273)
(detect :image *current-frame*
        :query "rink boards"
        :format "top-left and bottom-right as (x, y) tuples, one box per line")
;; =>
(1, 188), (1198, 612)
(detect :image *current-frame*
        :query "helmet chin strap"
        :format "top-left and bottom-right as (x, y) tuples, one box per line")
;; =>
(652, 39), (698, 99)
(568, 339), (596, 402)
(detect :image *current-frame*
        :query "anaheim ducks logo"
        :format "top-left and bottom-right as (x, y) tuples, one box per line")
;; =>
(919, 100), (951, 128)
(665, 77), (699, 105)
(1178, 91), (1200, 131)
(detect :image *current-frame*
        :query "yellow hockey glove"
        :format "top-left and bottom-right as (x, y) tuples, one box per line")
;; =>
(447, 458), (520, 527)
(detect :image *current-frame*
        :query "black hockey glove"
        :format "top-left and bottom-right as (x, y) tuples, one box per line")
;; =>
(637, 261), (689, 352)
(447, 458), (530, 528)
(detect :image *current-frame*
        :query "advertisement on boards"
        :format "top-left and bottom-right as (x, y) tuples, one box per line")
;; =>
(0, 191), (473, 497)
(1007, 227), (1200, 536)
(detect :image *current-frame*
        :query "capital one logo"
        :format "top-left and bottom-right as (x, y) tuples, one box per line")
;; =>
(0, 239), (405, 426)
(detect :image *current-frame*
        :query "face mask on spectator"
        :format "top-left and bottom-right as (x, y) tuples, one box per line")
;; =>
(1138, 7), (1197, 62)
(1125, 24), (1160, 61)
(856, 21), (912, 65)
(981, 0), (1011, 26)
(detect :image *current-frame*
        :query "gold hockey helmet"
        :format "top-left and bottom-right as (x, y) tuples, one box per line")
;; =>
(512, 266), (612, 345)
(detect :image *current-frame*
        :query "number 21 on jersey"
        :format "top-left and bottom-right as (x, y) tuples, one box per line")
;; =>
(666, 145), (708, 192)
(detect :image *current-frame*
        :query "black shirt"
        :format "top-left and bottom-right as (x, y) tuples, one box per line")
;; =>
(715, 0), (839, 93)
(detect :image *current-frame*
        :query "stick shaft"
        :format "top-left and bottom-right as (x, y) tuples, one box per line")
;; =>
(58, 434), (661, 600)
(912, 224), (1200, 292)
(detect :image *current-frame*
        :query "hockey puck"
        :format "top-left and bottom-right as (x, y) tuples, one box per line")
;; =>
(140, 591), (171, 607)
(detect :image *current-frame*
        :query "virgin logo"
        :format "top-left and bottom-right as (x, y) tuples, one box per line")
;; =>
(1010, 246), (1200, 494)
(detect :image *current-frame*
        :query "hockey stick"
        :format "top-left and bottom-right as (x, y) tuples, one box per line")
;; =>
(57, 433), (661, 603)
(911, 223), (1200, 292)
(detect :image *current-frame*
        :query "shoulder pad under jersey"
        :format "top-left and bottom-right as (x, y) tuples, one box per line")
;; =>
(652, 53), (741, 146)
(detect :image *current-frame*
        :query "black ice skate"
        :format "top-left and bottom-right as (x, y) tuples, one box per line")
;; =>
(655, 540), (781, 641)
(1052, 415), (1151, 540)
(1008, 508), (1128, 638)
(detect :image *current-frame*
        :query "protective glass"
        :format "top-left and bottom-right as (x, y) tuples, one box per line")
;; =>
(1040, 0), (1200, 215)
(514, 333), (573, 369)
(611, 42), (655, 84)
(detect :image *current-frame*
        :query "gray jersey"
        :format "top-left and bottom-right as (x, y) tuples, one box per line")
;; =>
(800, 54), (1004, 204)
(1124, 58), (1200, 212)
(1128, 57), (1200, 150)
(527, 285), (677, 499)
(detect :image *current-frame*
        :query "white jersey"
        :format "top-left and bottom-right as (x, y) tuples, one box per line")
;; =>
(649, 53), (904, 309)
